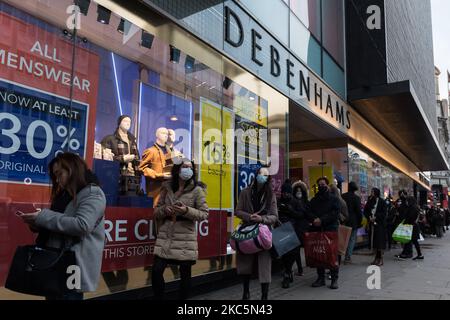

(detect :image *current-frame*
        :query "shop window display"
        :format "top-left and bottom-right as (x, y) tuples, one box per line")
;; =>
(0, 0), (287, 299)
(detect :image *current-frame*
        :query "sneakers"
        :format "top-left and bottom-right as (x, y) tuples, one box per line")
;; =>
(412, 255), (424, 260)
(311, 278), (326, 288)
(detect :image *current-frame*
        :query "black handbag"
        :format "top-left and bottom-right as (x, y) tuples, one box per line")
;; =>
(270, 221), (301, 259)
(5, 242), (77, 297)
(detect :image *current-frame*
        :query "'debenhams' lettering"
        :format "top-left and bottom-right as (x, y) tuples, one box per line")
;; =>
(224, 5), (352, 130)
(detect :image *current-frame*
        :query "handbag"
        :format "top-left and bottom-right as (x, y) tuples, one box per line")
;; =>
(338, 225), (352, 256)
(230, 223), (272, 254)
(5, 241), (77, 297)
(392, 221), (413, 244)
(270, 221), (301, 259)
(303, 231), (339, 269)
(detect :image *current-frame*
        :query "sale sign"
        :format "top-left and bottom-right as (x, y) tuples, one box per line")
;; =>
(0, 11), (98, 198)
(101, 207), (228, 272)
(199, 98), (234, 210)
(0, 79), (88, 185)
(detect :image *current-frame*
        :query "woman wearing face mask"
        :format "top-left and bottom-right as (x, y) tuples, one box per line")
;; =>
(152, 158), (209, 300)
(363, 188), (387, 266)
(278, 180), (311, 288)
(235, 167), (278, 300)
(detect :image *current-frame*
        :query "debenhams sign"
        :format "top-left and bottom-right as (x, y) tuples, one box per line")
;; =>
(223, 2), (351, 130)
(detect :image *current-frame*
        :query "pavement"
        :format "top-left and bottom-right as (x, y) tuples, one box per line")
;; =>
(192, 231), (450, 300)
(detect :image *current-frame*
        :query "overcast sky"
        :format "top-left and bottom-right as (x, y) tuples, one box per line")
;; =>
(431, 0), (450, 100)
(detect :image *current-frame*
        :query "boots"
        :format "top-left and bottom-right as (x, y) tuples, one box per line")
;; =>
(311, 277), (326, 288)
(329, 278), (339, 290)
(261, 283), (269, 300)
(281, 275), (290, 289)
(242, 275), (250, 300)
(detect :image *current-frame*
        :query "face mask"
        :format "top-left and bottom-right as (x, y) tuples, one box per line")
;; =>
(318, 186), (328, 194)
(296, 192), (302, 199)
(256, 174), (268, 185)
(179, 168), (193, 181)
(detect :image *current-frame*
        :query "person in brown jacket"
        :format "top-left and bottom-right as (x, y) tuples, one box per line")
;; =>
(235, 166), (278, 300)
(139, 128), (172, 206)
(151, 158), (209, 300)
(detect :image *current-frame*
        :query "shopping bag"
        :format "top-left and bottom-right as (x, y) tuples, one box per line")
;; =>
(338, 225), (352, 256)
(230, 223), (272, 254)
(392, 222), (413, 244)
(303, 231), (339, 269)
(270, 221), (301, 259)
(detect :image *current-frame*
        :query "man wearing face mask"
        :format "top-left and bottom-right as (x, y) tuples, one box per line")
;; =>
(278, 180), (311, 288)
(309, 177), (341, 289)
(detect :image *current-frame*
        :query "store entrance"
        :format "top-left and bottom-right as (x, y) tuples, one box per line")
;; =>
(289, 101), (349, 197)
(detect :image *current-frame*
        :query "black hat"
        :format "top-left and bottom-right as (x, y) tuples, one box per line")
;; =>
(349, 182), (358, 192)
(117, 115), (131, 127)
(281, 180), (293, 194)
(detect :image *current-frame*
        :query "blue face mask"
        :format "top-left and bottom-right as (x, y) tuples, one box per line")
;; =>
(179, 168), (193, 181)
(256, 174), (268, 185)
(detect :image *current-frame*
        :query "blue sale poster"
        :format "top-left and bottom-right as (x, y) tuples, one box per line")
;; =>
(0, 79), (88, 185)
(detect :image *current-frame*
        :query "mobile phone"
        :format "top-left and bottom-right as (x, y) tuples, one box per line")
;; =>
(12, 202), (37, 214)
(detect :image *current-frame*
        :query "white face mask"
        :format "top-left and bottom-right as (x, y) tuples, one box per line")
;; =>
(179, 167), (193, 181)
(296, 192), (302, 199)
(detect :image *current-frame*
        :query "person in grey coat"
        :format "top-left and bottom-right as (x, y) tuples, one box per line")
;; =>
(235, 166), (278, 300)
(19, 152), (106, 300)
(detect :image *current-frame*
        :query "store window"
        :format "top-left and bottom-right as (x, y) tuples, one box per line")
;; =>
(0, 0), (287, 299)
(348, 145), (414, 205)
(289, 147), (348, 198)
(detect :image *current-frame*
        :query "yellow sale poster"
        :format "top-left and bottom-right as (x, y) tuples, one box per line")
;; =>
(199, 98), (234, 210)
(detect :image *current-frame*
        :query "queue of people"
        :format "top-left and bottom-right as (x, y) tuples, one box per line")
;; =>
(8, 152), (444, 301)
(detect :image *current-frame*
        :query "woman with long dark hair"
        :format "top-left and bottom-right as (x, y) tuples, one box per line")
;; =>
(235, 166), (278, 300)
(152, 158), (209, 300)
(19, 152), (106, 300)
(364, 188), (387, 266)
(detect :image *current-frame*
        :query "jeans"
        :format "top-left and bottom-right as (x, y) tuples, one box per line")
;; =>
(152, 256), (194, 300)
(345, 229), (358, 260)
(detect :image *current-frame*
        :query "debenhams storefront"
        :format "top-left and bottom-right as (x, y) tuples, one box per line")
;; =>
(0, 0), (445, 299)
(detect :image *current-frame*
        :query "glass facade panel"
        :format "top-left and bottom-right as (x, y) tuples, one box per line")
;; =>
(290, 0), (321, 40)
(323, 51), (345, 98)
(238, 0), (289, 45)
(321, 0), (344, 67)
(290, 13), (322, 75)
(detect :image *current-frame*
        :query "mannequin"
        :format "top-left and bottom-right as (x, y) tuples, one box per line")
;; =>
(165, 129), (184, 173)
(139, 127), (172, 206)
(101, 115), (140, 176)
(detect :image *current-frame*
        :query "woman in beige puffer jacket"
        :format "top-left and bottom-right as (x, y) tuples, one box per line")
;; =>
(152, 158), (208, 300)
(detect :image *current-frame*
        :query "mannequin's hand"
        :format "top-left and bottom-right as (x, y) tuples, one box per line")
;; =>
(124, 154), (135, 162)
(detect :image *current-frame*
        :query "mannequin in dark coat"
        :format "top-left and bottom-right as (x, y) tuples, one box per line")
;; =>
(364, 188), (387, 266)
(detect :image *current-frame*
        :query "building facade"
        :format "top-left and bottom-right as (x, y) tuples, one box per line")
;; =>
(0, 0), (446, 299)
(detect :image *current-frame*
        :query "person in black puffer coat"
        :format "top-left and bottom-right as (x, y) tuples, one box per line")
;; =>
(309, 177), (340, 290)
(278, 180), (311, 289)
